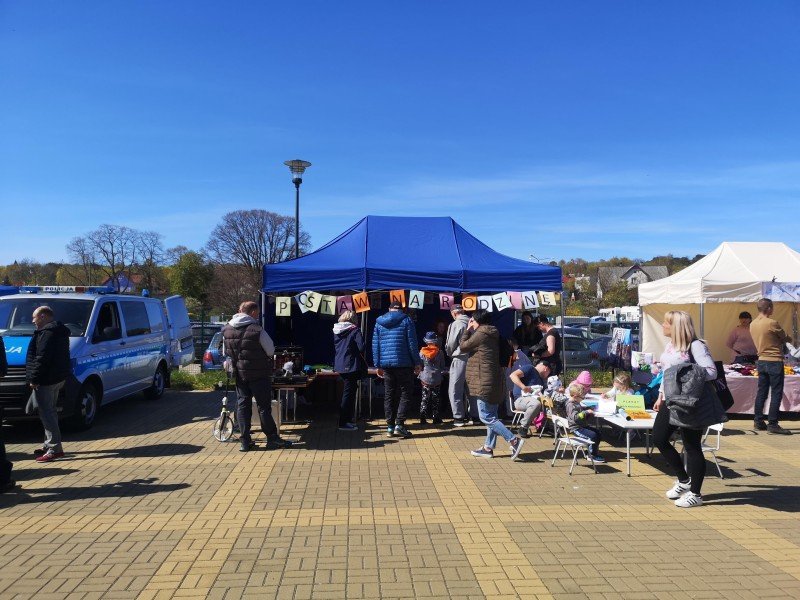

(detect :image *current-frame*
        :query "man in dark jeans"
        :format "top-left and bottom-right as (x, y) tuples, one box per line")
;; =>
(750, 298), (791, 434)
(223, 301), (292, 452)
(1, 342), (16, 493)
(372, 301), (421, 438)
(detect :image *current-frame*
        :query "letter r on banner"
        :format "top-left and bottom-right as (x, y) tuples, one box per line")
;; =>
(439, 293), (454, 310)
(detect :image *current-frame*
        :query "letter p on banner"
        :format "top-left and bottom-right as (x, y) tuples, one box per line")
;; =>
(276, 297), (291, 317)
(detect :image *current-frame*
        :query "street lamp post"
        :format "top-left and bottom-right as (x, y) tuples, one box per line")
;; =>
(284, 159), (311, 259)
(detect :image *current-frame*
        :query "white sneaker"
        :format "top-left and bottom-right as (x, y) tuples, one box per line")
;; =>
(675, 492), (703, 508)
(665, 480), (691, 500)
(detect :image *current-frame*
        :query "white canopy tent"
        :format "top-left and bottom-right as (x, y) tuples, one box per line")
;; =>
(638, 242), (800, 361)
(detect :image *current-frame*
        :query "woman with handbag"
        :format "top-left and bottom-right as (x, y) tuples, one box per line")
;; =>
(652, 310), (720, 508)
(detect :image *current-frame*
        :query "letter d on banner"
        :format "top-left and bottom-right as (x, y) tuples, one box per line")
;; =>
(276, 297), (291, 317)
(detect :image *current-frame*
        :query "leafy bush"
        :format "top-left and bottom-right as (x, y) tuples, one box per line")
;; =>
(562, 368), (613, 388)
(170, 369), (228, 391)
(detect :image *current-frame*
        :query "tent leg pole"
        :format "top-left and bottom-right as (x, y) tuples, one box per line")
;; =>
(560, 293), (567, 376)
(699, 303), (705, 339)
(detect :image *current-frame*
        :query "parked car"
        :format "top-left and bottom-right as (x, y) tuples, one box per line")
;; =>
(0, 287), (193, 429)
(202, 330), (224, 371)
(557, 326), (591, 340)
(191, 322), (223, 361)
(588, 335), (612, 370)
(562, 334), (598, 370)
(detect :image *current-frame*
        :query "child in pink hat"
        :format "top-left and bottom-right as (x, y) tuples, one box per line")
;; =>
(569, 370), (593, 395)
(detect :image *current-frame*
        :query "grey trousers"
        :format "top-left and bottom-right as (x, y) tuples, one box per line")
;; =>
(513, 396), (543, 428)
(448, 357), (477, 420)
(32, 382), (64, 451)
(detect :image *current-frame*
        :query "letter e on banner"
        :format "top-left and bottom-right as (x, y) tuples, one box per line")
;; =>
(521, 291), (539, 309)
(439, 293), (454, 310)
(492, 292), (511, 311)
(389, 289), (406, 307)
(353, 292), (370, 313)
(337, 295), (353, 313)
(276, 297), (291, 317)
(408, 290), (424, 309)
(461, 294), (477, 311)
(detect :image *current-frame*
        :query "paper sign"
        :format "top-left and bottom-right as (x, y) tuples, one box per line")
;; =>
(295, 291), (313, 314)
(461, 294), (477, 311)
(319, 295), (336, 315)
(337, 295), (353, 313)
(521, 291), (539, 309)
(307, 292), (322, 312)
(477, 295), (493, 311)
(507, 292), (522, 309)
(276, 297), (292, 317)
(408, 290), (425, 310)
(492, 292), (511, 311)
(538, 291), (557, 306)
(597, 398), (617, 415)
(439, 293), (454, 310)
(616, 394), (646, 412)
(352, 292), (370, 313)
(389, 290), (406, 307)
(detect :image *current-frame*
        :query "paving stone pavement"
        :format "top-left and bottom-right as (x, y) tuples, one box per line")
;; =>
(2, 389), (800, 599)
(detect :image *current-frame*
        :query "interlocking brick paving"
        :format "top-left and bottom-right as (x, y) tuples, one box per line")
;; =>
(1, 389), (800, 599)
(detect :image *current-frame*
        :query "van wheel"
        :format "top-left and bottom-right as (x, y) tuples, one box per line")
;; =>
(67, 382), (100, 430)
(144, 364), (167, 400)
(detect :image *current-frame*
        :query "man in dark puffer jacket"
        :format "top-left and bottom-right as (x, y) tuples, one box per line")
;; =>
(223, 301), (292, 452)
(372, 301), (421, 439)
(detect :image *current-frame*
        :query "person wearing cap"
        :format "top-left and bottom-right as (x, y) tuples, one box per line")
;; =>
(726, 311), (757, 364)
(445, 304), (477, 426)
(569, 370), (593, 395)
(372, 301), (422, 438)
(418, 331), (446, 425)
(510, 360), (551, 437)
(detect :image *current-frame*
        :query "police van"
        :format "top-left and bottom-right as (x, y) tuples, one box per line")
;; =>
(0, 286), (194, 429)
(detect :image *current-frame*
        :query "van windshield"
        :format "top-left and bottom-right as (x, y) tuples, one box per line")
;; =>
(0, 298), (94, 337)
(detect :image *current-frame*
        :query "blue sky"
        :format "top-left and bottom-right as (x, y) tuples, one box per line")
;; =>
(2, 1), (799, 265)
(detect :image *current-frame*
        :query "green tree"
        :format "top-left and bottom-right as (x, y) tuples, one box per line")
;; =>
(169, 252), (214, 308)
(601, 281), (638, 308)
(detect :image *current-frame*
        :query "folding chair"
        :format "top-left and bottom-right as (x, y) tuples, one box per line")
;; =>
(508, 392), (526, 427)
(550, 416), (597, 475)
(673, 422), (725, 479)
(538, 397), (558, 441)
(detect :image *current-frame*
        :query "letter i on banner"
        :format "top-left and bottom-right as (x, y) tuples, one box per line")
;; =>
(477, 295), (493, 311)
(276, 297), (292, 317)
(295, 291), (311, 314)
(521, 291), (539, 310)
(337, 295), (353, 314)
(389, 289), (406, 307)
(319, 295), (336, 315)
(439, 293), (454, 310)
(461, 294), (477, 311)
(352, 292), (370, 313)
(492, 292), (511, 311)
(507, 292), (522, 310)
(408, 290), (425, 310)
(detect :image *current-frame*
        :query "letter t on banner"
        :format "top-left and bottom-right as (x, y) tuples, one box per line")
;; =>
(276, 297), (291, 317)
(319, 295), (336, 315)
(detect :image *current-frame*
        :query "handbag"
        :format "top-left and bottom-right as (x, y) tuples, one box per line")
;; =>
(688, 344), (734, 412)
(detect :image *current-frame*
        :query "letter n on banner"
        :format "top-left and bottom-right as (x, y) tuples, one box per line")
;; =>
(408, 290), (424, 309)
(337, 295), (353, 313)
(521, 291), (539, 310)
(352, 292), (370, 313)
(276, 297), (291, 317)
(439, 293), (454, 310)
(461, 294), (477, 311)
(389, 289), (406, 307)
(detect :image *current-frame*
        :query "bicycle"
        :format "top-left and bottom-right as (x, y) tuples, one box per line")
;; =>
(212, 375), (239, 442)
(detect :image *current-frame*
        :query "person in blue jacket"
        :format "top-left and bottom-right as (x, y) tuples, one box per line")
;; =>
(372, 301), (421, 438)
(333, 310), (367, 432)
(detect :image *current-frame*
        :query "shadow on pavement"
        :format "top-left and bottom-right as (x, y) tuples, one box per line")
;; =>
(704, 484), (800, 512)
(0, 477), (191, 507)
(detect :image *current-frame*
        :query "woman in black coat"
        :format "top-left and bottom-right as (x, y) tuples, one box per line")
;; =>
(333, 311), (367, 431)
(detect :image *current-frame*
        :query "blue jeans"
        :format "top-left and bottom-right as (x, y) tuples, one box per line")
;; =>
(755, 360), (784, 425)
(574, 426), (601, 458)
(477, 399), (515, 450)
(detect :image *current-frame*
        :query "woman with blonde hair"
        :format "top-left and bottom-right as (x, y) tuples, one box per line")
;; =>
(333, 310), (367, 431)
(653, 310), (718, 508)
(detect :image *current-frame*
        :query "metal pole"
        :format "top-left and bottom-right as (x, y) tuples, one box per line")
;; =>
(294, 181), (300, 259)
(560, 292), (567, 377)
(699, 303), (705, 339)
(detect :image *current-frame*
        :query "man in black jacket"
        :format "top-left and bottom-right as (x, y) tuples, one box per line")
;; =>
(26, 305), (72, 463)
(223, 301), (292, 452)
(1, 341), (16, 492)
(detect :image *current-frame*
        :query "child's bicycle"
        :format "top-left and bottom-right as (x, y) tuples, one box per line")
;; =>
(212, 375), (239, 442)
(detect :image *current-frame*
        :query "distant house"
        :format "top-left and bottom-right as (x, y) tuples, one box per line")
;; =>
(100, 273), (143, 293)
(595, 264), (668, 299)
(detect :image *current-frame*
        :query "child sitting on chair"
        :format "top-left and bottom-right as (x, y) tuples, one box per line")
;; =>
(601, 372), (634, 401)
(569, 370), (593, 395)
(565, 383), (606, 464)
(419, 331), (446, 425)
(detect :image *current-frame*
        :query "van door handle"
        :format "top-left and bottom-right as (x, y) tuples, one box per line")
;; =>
(91, 353), (99, 357)
(119, 341), (126, 346)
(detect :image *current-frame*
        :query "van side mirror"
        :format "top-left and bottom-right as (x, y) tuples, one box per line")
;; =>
(102, 326), (121, 341)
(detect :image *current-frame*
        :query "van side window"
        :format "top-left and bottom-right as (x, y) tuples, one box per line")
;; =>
(144, 303), (165, 333)
(94, 302), (122, 341)
(121, 301), (152, 337)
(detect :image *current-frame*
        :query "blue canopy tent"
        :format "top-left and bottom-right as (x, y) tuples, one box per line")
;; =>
(263, 216), (562, 293)
(262, 216), (563, 366)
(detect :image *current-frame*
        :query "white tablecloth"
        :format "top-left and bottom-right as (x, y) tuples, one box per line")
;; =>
(725, 373), (800, 414)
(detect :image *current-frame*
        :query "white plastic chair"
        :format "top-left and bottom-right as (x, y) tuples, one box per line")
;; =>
(508, 392), (526, 427)
(673, 422), (725, 479)
(550, 415), (597, 475)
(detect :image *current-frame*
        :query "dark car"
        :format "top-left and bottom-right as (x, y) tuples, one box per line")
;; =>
(562, 334), (598, 370)
(588, 335), (612, 370)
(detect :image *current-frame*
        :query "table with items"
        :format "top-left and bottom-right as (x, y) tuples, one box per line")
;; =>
(723, 362), (800, 414)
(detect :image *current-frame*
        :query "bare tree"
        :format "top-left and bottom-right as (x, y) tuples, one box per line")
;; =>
(65, 225), (140, 292)
(204, 210), (310, 291)
(64, 236), (101, 285)
(208, 263), (259, 314)
(136, 230), (166, 293)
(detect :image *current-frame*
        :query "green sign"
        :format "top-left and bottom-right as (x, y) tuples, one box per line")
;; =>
(616, 394), (646, 411)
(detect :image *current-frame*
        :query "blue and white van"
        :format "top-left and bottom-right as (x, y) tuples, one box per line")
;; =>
(0, 287), (193, 429)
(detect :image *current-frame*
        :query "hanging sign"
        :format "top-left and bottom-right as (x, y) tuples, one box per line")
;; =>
(477, 295), (493, 311)
(439, 293), (454, 310)
(295, 291), (315, 314)
(408, 290), (425, 310)
(521, 291), (539, 309)
(352, 292), (371, 313)
(539, 291), (557, 306)
(461, 294), (477, 311)
(276, 297), (292, 317)
(492, 292), (511, 311)
(389, 289), (406, 307)
(507, 292), (522, 310)
(319, 295), (336, 315)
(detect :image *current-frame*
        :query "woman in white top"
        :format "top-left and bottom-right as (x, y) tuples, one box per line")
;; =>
(652, 310), (717, 508)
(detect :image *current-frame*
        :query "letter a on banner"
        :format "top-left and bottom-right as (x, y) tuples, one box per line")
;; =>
(276, 297), (291, 317)
(492, 292), (511, 311)
(477, 295), (493, 311)
(319, 295), (336, 315)
(337, 295), (353, 313)
(352, 292), (370, 313)
(461, 294), (477, 311)
(389, 289), (406, 307)
(408, 290), (424, 309)
(295, 291), (312, 314)
(439, 293), (454, 310)
(521, 291), (539, 309)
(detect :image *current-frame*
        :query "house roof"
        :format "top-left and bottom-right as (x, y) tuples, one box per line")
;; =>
(597, 265), (668, 292)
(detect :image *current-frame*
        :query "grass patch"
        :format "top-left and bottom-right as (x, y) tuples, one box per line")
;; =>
(563, 367), (614, 388)
(170, 370), (228, 391)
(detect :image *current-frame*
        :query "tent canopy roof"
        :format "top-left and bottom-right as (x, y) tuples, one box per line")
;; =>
(262, 216), (562, 293)
(638, 242), (800, 305)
